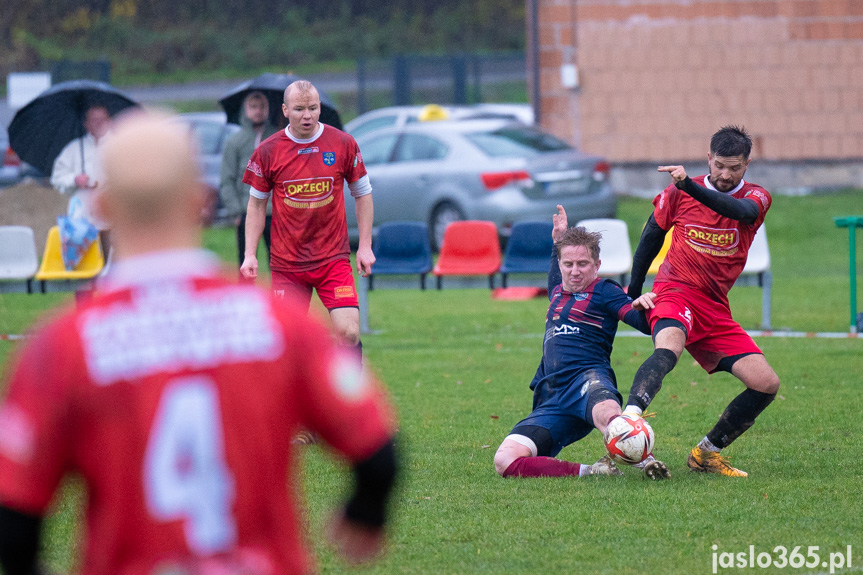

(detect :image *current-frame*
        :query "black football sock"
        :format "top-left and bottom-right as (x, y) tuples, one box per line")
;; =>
(626, 348), (678, 411)
(706, 388), (776, 449)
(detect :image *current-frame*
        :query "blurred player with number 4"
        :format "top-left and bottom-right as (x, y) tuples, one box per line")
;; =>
(0, 112), (398, 575)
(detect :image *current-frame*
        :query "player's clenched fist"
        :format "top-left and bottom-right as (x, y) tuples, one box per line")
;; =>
(240, 255), (258, 279)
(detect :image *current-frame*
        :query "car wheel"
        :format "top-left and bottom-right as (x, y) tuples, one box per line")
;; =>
(430, 202), (465, 252)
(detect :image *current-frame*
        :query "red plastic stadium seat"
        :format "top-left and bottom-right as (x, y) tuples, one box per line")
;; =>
(432, 221), (501, 289)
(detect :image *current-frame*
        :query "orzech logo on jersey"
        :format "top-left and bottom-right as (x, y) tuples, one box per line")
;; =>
(281, 177), (335, 209)
(322, 151), (335, 166)
(683, 224), (739, 256)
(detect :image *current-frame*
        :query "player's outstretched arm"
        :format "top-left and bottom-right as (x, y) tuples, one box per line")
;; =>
(623, 291), (656, 335)
(546, 205), (566, 295)
(330, 439), (398, 564)
(547, 249), (562, 296)
(0, 505), (42, 575)
(657, 167), (758, 223)
(628, 214), (667, 299)
(328, 514), (386, 565)
(631, 291), (656, 311)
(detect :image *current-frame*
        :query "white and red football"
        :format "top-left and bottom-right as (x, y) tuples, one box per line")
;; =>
(603, 414), (655, 465)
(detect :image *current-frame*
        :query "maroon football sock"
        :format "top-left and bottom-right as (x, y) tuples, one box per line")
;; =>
(502, 456), (581, 478)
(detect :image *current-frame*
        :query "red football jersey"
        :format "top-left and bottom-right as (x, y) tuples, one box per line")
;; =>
(243, 124), (368, 272)
(653, 175), (771, 302)
(0, 251), (393, 575)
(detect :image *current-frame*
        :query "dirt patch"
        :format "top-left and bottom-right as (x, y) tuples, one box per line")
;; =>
(0, 181), (68, 255)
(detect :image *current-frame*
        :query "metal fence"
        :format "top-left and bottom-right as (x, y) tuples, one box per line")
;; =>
(50, 60), (111, 84)
(355, 52), (526, 114)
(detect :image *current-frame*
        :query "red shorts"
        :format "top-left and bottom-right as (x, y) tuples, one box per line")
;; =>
(272, 258), (359, 310)
(648, 282), (762, 373)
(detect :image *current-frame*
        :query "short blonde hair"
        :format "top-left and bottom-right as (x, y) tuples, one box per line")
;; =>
(284, 80), (316, 103)
(554, 226), (602, 262)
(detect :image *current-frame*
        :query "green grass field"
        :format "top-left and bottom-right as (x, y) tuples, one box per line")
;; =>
(1, 192), (861, 574)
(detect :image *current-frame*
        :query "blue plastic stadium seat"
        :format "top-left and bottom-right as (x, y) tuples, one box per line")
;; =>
(370, 221), (433, 290)
(499, 221), (554, 287)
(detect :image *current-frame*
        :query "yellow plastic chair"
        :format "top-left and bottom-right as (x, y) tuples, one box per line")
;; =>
(35, 226), (105, 292)
(647, 226), (674, 275)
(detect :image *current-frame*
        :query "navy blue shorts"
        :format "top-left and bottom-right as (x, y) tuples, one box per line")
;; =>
(510, 368), (621, 457)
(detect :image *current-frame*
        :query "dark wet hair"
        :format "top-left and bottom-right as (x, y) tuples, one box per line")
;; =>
(710, 125), (752, 159)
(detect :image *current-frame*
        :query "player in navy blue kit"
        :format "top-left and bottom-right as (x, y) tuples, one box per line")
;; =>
(494, 206), (671, 480)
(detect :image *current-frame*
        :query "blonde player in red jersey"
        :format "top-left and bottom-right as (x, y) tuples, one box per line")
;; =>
(0, 112), (398, 575)
(623, 125), (780, 478)
(241, 80), (373, 361)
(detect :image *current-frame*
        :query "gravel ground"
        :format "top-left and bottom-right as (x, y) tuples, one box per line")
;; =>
(0, 180), (68, 255)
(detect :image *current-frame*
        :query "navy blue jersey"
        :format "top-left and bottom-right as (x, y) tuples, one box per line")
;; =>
(529, 274), (650, 393)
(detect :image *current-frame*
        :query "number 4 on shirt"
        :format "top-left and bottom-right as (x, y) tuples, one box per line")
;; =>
(144, 377), (237, 554)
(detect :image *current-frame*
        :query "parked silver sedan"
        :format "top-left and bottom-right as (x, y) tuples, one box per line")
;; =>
(345, 119), (616, 250)
(344, 103), (533, 139)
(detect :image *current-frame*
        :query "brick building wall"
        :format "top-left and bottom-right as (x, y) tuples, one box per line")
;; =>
(531, 0), (863, 164)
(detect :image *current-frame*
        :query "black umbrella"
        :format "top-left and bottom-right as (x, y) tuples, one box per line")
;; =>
(219, 73), (343, 131)
(8, 80), (139, 175)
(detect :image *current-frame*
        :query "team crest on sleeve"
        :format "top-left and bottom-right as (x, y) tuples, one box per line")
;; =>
(354, 152), (363, 167)
(322, 152), (335, 166)
(246, 160), (263, 177)
(745, 189), (770, 209)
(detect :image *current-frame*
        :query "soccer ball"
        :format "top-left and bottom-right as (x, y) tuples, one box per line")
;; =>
(603, 414), (655, 465)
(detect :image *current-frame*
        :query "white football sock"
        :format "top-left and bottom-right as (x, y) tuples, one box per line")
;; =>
(634, 454), (655, 469)
(698, 437), (721, 453)
(622, 405), (643, 417)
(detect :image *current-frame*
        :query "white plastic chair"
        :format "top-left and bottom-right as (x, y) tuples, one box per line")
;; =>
(743, 224), (770, 275)
(738, 225), (772, 329)
(0, 226), (39, 293)
(576, 218), (633, 285)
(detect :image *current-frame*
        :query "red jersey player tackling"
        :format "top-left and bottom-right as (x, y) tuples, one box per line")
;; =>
(0, 112), (398, 575)
(241, 80), (373, 358)
(623, 125), (780, 478)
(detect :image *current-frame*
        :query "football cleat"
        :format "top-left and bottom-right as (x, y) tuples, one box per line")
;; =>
(636, 454), (671, 480)
(587, 454), (624, 477)
(687, 446), (748, 477)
